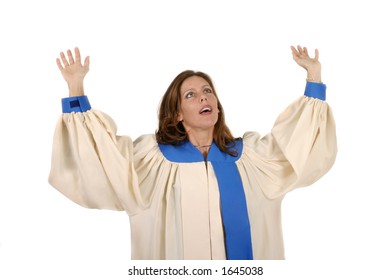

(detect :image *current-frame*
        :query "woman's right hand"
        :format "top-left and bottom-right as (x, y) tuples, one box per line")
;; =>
(56, 47), (90, 97)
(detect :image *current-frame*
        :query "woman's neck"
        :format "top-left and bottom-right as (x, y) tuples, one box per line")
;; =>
(187, 130), (213, 159)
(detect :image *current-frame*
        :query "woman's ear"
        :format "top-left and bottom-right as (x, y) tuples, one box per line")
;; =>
(177, 112), (183, 122)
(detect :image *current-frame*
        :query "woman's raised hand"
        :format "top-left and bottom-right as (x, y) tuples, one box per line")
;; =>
(56, 47), (90, 97)
(291, 45), (322, 83)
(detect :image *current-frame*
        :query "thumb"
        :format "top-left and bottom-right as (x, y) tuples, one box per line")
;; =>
(84, 56), (90, 68)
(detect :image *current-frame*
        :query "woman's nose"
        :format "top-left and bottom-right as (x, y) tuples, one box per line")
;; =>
(200, 94), (208, 102)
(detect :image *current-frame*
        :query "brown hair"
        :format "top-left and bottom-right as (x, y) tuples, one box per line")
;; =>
(156, 70), (239, 156)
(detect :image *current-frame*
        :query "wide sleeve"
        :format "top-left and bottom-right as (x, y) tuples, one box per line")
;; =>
(48, 99), (154, 215)
(242, 83), (337, 199)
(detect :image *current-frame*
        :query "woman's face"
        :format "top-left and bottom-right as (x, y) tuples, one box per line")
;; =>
(177, 75), (219, 133)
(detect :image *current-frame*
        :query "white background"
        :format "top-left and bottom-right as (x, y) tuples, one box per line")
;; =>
(1, 0), (389, 279)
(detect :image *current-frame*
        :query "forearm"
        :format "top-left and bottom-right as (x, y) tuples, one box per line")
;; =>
(271, 90), (336, 188)
(49, 111), (125, 211)
(306, 64), (322, 83)
(67, 80), (85, 97)
(306, 69), (321, 83)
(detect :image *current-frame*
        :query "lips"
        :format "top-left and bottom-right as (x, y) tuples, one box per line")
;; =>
(199, 105), (212, 114)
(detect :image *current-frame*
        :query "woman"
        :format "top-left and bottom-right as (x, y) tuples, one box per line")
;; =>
(49, 46), (337, 260)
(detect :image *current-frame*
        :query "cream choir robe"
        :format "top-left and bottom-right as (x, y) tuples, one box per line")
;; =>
(49, 91), (337, 260)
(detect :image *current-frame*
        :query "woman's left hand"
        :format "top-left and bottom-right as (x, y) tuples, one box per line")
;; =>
(291, 45), (322, 83)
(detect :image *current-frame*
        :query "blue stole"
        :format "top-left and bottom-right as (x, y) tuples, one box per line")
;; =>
(159, 140), (253, 260)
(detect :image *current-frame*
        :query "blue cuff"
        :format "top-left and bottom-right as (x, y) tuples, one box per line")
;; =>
(62, 96), (91, 113)
(304, 82), (326, 101)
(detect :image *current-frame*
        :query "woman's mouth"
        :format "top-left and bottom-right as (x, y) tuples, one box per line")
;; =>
(199, 106), (212, 114)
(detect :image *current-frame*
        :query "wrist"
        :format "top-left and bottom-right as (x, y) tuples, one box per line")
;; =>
(306, 65), (322, 83)
(67, 81), (85, 97)
(306, 75), (322, 83)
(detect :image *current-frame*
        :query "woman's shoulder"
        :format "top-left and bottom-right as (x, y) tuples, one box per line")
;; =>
(134, 133), (156, 145)
(241, 131), (276, 157)
(133, 134), (158, 156)
(242, 131), (263, 146)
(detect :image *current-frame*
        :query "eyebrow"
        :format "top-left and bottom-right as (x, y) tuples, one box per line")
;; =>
(182, 85), (211, 94)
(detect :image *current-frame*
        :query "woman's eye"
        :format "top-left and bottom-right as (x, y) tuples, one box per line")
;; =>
(185, 92), (194, 99)
(204, 88), (213, 94)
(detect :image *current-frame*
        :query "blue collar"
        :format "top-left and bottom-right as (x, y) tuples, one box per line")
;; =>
(158, 139), (253, 260)
(158, 139), (243, 163)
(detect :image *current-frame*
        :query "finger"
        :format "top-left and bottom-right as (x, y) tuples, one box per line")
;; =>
(84, 56), (90, 68)
(315, 48), (319, 60)
(303, 47), (308, 56)
(290, 45), (297, 54)
(60, 51), (69, 66)
(67, 49), (75, 64)
(290, 45), (298, 54)
(56, 58), (64, 71)
(297, 45), (303, 54)
(290, 46), (300, 59)
(74, 47), (81, 63)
